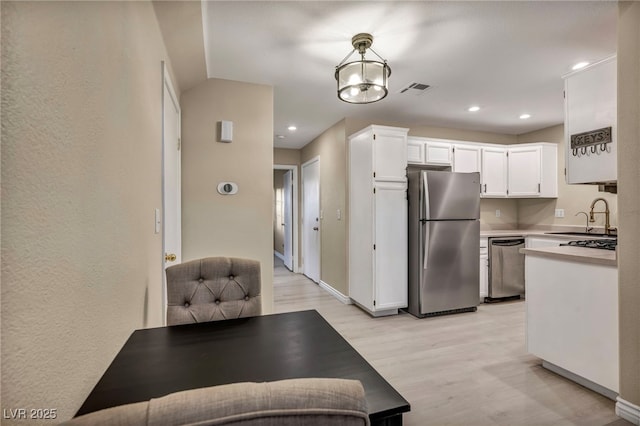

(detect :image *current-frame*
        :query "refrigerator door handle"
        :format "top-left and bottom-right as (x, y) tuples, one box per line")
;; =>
(422, 172), (430, 220)
(423, 222), (429, 270)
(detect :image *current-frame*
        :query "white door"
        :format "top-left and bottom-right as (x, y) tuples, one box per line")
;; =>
(302, 158), (320, 283)
(162, 63), (181, 322)
(282, 170), (293, 271)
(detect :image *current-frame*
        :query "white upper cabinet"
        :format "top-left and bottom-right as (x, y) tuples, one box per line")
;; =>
(407, 137), (452, 166)
(407, 138), (425, 164)
(481, 147), (508, 197)
(564, 55), (617, 184)
(453, 144), (482, 173)
(368, 126), (408, 181)
(407, 138), (557, 199)
(508, 146), (541, 197)
(424, 140), (452, 166)
(507, 144), (557, 198)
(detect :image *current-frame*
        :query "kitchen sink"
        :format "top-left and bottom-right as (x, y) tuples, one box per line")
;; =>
(545, 231), (617, 238)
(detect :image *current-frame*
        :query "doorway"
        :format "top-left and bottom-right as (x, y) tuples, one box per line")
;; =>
(162, 62), (181, 324)
(273, 165), (298, 272)
(301, 157), (320, 283)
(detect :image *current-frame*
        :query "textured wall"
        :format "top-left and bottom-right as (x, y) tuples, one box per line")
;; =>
(181, 78), (274, 313)
(516, 125), (617, 230)
(617, 0), (640, 408)
(300, 120), (348, 295)
(1, 1), (172, 421)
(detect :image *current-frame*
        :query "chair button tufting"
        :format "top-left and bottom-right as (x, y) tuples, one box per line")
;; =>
(215, 300), (221, 305)
(229, 275), (234, 280)
(184, 302), (190, 307)
(244, 295), (249, 301)
(198, 278), (204, 283)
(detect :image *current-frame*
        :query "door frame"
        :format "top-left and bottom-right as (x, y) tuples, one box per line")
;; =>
(273, 164), (299, 273)
(161, 61), (181, 325)
(301, 156), (321, 282)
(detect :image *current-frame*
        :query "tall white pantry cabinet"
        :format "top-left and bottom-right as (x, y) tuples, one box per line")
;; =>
(349, 125), (409, 316)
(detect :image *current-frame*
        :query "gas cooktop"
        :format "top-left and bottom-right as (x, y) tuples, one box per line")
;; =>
(560, 239), (617, 251)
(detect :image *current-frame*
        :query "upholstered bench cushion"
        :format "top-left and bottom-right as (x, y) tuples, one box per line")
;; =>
(166, 257), (261, 325)
(62, 378), (370, 426)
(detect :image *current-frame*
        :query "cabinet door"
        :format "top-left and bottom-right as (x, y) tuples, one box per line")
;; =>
(374, 132), (407, 181)
(453, 144), (482, 173)
(508, 146), (541, 197)
(425, 141), (452, 166)
(481, 147), (508, 197)
(479, 239), (488, 300)
(480, 255), (488, 300)
(407, 139), (425, 164)
(374, 183), (408, 310)
(565, 57), (617, 184)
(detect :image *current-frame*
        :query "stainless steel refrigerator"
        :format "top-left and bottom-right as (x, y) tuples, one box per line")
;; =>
(407, 168), (480, 317)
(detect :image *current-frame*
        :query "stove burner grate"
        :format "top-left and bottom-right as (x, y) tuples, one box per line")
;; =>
(560, 239), (617, 251)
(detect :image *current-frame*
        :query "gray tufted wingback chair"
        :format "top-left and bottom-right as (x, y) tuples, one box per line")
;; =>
(166, 257), (261, 325)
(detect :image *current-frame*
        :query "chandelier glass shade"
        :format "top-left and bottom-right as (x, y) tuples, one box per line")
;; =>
(335, 33), (391, 104)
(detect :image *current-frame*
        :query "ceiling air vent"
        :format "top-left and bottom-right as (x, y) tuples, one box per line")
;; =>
(398, 82), (431, 96)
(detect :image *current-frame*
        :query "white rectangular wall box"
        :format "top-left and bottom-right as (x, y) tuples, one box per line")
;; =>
(219, 120), (233, 143)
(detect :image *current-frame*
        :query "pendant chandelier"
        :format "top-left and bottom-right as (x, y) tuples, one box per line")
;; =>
(335, 33), (391, 104)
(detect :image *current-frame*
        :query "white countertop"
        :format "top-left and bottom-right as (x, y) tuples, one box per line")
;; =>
(520, 246), (617, 267)
(480, 229), (616, 239)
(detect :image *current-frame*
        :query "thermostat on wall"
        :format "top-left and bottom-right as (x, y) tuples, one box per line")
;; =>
(217, 182), (238, 195)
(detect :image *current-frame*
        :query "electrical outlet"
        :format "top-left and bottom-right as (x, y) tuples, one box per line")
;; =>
(495, 209), (501, 218)
(555, 209), (565, 218)
(336, 209), (342, 220)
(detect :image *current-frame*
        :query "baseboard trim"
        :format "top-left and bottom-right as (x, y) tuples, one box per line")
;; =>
(616, 397), (640, 425)
(274, 251), (285, 261)
(541, 360), (618, 401)
(319, 280), (353, 305)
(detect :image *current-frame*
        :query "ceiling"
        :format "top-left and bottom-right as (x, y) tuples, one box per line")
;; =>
(197, 1), (617, 149)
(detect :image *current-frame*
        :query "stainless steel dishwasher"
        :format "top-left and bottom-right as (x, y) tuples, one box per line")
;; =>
(486, 237), (525, 302)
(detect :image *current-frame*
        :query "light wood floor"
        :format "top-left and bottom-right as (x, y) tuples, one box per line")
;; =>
(273, 257), (626, 426)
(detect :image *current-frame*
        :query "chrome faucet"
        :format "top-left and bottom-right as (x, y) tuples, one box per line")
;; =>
(589, 198), (612, 235)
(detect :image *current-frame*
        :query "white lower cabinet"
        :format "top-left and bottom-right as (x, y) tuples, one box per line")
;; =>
(526, 254), (619, 396)
(373, 183), (408, 311)
(479, 238), (488, 300)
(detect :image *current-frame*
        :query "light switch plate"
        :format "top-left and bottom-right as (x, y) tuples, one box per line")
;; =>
(154, 208), (161, 234)
(495, 209), (501, 218)
(555, 209), (565, 218)
(336, 209), (341, 220)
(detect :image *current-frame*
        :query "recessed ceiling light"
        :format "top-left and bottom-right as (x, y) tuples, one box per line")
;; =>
(287, 125), (297, 131)
(572, 61), (590, 71)
(468, 106), (480, 112)
(519, 114), (531, 120)
(276, 135), (285, 139)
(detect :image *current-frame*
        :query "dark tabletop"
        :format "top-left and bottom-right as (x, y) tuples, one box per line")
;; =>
(76, 310), (410, 422)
